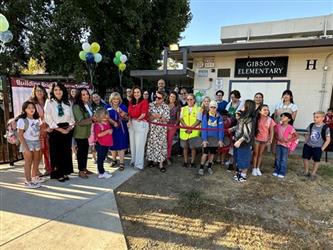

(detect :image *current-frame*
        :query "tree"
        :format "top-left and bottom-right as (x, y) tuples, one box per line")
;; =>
(1, 0), (192, 94)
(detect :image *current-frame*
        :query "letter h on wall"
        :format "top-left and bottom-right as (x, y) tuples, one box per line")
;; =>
(305, 59), (317, 70)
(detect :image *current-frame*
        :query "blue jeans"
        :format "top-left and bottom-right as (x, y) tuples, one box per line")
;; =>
(95, 143), (109, 174)
(274, 145), (289, 176)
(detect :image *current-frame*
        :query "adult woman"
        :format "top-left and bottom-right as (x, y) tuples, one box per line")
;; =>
(69, 88), (77, 104)
(106, 92), (129, 171)
(225, 90), (244, 118)
(274, 90), (298, 124)
(146, 91), (170, 172)
(179, 93), (202, 167)
(254, 92), (264, 112)
(166, 91), (181, 165)
(200, 96), (211, 120)
(30, 85), (51, 176)
(44, 83), (75, 182)
(128, 86), (149, 170)
(143, 90), (150, 101)
(72, 89), (94, 178)
(91, 92), (107, 113)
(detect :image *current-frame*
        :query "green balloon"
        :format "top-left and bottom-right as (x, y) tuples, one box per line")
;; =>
(79, 51), (87, 61)
(115, 51), (122, 58)
(0, 14), (9, 32)
(113, 57), (121, 65)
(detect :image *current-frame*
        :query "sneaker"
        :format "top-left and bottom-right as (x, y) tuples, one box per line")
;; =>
(98, 172), (113, 179)
(256, 168), (262, 176)
(182, 162), (189, 168)
(277, 175), (285, 179)
(198, 168), (204, 176)
(24, 181), (41, 189)
(233, 173), (240, 181)
(190, 163), (196, 168)
(252, 168), (258, 176)
(309, 175), (317, 181)
(227, 164), (234, 172)
(32, 176), (47, 183)
(238, 176), (247, 182)
(207, 167), (213, 175)
(273, 172), (278, 177)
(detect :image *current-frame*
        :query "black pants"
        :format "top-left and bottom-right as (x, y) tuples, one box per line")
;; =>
(49, 128), (73, 178)
(95, 142), (108, 174)
(75, 138), (89, 171)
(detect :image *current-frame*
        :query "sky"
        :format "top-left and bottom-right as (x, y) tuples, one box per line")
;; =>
(180, 0), (333, 45)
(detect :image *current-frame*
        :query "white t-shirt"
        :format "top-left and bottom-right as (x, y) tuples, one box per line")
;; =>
(275, 102), (298, 112)
(17, 118), (40, 141)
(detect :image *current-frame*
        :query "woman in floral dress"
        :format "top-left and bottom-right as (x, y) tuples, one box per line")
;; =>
(146, 91), (170, 172)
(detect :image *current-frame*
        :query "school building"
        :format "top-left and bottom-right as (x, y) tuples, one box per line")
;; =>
(131, 14), (333, 129)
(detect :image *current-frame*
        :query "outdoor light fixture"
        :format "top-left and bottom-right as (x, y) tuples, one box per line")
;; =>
(169, 43), (179, 51)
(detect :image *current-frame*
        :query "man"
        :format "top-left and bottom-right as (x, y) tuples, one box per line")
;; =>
(215, 90), (228, 114)
(150, 79), (169, 102)
(122, 88), (132, 108)
(179, 87), (188, 107)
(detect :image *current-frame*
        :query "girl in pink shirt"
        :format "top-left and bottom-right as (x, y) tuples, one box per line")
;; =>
(93, 109), (113, 179)
(253, 105), (276, 176)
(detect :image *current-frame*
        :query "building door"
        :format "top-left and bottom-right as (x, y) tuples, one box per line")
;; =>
(229, 80), (290, 114)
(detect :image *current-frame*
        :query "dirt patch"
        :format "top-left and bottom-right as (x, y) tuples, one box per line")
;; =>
(115, 153), (333, 250)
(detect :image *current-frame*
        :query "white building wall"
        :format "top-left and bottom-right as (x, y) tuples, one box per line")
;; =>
(193, 48), (333, 129)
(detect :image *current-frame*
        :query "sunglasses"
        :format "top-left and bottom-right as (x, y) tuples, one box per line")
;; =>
(156, 96), (163, 100)
(57, 104), (64, 117)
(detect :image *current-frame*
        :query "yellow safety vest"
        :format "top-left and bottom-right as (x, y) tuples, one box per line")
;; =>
(180, 105), (201, 140)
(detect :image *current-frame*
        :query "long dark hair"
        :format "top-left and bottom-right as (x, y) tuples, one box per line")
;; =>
(166, 91), (180, 107)
(280, 112), (294, 125)
(282, 90), (294, 104)
(50, 82), (70, 106)
(17, 101), (40, 120)
(30, 84), (48, 104)
(241, 100), (256, 120)
(130, 86), (143, 105)
(74, 88), (90, 113)
(255, 104), (269, 137)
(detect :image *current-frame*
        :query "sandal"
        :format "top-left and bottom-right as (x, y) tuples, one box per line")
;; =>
(79, 171), (88, 179)
(119, 163), (125, 171)
(110, 160), (117, 168)
(84, 169), (94, 175)
(160, 167), (166, 173)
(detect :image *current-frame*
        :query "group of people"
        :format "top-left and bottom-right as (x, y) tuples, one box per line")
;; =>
(15, 78), (332, 188)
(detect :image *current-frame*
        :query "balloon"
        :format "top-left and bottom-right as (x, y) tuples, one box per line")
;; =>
(118, 62), (126, 72)
(113, 57), (121, 65)
(94, 53), (102, 63)
(0, 14), (9, 32)
(195, 92), (203, 104)
(90, 42), (100, 53)
(79, 51), (87, 61)
(0, 30), (13, 43)
(115, 51), (122, 58)
(120, 54), (127, 63)
(82, 42), (91, 52)
(85, 52), (95, 63)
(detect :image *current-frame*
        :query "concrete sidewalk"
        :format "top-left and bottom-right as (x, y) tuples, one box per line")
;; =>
(0, 158), (137, 250)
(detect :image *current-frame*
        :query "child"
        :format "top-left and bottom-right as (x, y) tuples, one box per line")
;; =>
(302, 111), (331, 180)
(230, 100), (256, 182)
(93, 108), (113, 179)
(217, 110), (232, 168)
(252, 105), (276, 176)
(199, 100), (224, 175)
(324, 108), (333, 129)
(17, 101), (43, 188)
(273, 112), (298, 178)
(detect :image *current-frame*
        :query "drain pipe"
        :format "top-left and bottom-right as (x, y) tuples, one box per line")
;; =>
(319, 52), (333, 111)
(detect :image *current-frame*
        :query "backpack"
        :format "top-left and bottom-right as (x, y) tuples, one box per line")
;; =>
(284, 124), (299, 153)
(309, 123), (333, 143)
(4, 118), (29, 145)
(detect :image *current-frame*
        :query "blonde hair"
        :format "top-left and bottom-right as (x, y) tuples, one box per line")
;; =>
(201, 96), (211, 111)
(313, 111), (325, 117)
(94, 108), (109, 122)
(109, 92), (122, 105)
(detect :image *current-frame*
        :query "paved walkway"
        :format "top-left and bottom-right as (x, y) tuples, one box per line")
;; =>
(0, 157), (137, 250)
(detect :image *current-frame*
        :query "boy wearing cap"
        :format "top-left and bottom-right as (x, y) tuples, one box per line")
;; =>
(199, 100), (224, 175)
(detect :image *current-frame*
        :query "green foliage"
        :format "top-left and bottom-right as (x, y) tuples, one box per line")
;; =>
(0, 0), (192, 93)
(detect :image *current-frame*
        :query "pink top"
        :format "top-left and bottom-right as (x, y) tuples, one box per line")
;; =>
(255, 116), (276, 142)
(93, 122), (113, 147)
(275, 123), (296, 148)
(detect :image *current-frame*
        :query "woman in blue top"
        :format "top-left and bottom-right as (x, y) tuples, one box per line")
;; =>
(106, 92), (129, 171)
(199, 100), (224, 176)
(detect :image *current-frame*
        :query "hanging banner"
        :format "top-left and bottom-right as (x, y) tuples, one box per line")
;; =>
(10, 77), (93, 117)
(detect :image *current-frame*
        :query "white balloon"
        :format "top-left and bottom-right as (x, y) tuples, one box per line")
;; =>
(94, 53), (102, 63)
(0, 30), (13, 43)
(120, 54), (127, 63)
(82, 42), (91, 52)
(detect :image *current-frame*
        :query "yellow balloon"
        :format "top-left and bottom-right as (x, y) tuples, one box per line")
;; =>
(90, 42), (100, 53)
(118, 63), (126, 72)
(0, 14), (9, 32)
